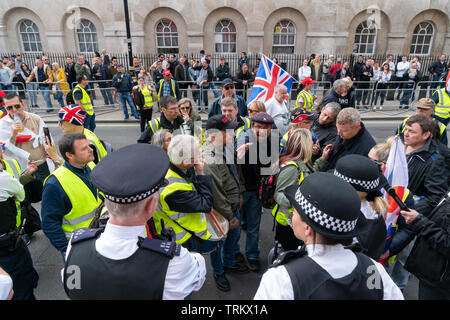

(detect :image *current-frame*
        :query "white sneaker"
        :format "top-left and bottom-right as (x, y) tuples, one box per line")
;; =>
(373, 106), (377, 111)
(379, 106), (383, 111)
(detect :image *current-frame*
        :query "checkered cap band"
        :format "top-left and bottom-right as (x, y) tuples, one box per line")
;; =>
(104, 181), (163, 204)
(333, 170), (379, 190)
(294, 189), (358, 233)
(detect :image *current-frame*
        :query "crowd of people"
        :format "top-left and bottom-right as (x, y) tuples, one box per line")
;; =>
(0, 48), (450, 301)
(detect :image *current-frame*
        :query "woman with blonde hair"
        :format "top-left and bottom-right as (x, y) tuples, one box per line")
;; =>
(51, 62), (69, 108)
(272, 128), (333, 252)
(178, 98), (204, 144)
(333, 154), (389, 260)
(246, 100), (266, 119)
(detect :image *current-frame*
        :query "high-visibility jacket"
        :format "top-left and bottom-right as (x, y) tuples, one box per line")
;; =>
(295, 90), (314, 112)
(73, 84), (94, 115)
(149, 117), (204, 144)
(134, 85), (155, 110)
(272, 161), (305, 226)
(44, 162), (101, 239)
(398, 116), (446, 136)
(434, 88), (450, 122)
(153, 168), (211, 244)
(83, 128), (108, 163)
(157, 79), (177, 100)
(2, 159), (22, 227)
(235, 116), (251, 139)
(280, 129), (319, 153)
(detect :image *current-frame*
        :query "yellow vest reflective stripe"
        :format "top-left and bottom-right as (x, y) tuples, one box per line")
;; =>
(400, 116), (446, 136)
(434, 88), (450, 119)
(83, 128), (108, 163)
(140, 86), (155, 109)
(295, 90), (314, 111)
(73, 85), (94, 115)
(271, 161), (305, 226)
(153, 169), (211, 244)
(44, 163), (101, 239)
(280, 131), (290, 151)
(3, 159), (22, 227)
(157, 79), (177, 100)
(235, 116), (251, 139)
(148, 118), (162, 134)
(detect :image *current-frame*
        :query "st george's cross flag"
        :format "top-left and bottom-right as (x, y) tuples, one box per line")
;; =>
(247, 54), (294, 105)
(379, 136), (409, 265)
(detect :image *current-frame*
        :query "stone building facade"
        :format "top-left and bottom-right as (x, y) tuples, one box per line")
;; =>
(0, 0), (449, 56)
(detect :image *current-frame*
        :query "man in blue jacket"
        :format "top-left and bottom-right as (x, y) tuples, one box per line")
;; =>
(208, 78), (248, 119)
(112, 64), (139, 120)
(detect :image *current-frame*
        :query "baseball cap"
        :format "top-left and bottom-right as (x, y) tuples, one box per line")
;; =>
(117, 63), (124, 68)
(302, 77), (316, 86)
(58, 105), (86, 126)
(163, 70), (171, 76)
(222, 78), (234, 87)
(290, 108), (317, 123)
(206, 114), (238, 131)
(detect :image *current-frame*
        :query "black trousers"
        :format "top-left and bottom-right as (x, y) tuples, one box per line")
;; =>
(0, 241), (39, 300)
(275, 222), (303, 252)
(139, 108), (153, 133)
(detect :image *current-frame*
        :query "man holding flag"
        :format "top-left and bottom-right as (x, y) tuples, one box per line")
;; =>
(247, 55), (294, 136)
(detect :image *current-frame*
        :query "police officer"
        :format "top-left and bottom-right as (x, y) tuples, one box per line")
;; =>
(54, 105), (109, 164)
(0, 166), (39, 300)
(63, 144), (206, 299)
(254, 172), (404, 300)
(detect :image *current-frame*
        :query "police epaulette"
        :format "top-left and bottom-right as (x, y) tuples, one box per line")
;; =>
(138, 237), (180, 259)
(270, 245), (307, 268)
(70, 228), (104, 245)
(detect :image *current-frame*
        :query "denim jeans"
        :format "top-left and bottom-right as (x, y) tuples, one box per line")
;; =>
(222, 210), (241, 267)
(182, 236), (224, 275)
(311, 82), (319, 96)
(39, 85), (53, 109)
(54, 90), (65, 108)
(99, 84), (114, 105)
(240, 191), (262, 260)
(400, 85), (414, 107)
(210, 82), (220, 98)
(83, 113), (96, 132)
(27, 83), (38, 106)
(429, 75), (442, 97)
(118, 92), (139, 118)
(200, 84), (210, 107)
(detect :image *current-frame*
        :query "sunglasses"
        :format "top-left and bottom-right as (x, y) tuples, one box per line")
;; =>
(180, 106), (191, 110)
(6, 104), (21, 111)
(224, 85), (234, 90)
(248, 108), (258, 113)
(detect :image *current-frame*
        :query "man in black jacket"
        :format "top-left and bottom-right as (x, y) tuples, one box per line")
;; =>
(400, 191), (450, 299)
(403, 114), (448, 216)
(64, 57), (77, 89)
(428, 54), (448, 97)
(326, 107), (376, 170)
(311, 102), (341, 150)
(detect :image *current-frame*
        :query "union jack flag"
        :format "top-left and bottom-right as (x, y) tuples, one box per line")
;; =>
(247, 54), (294, 105)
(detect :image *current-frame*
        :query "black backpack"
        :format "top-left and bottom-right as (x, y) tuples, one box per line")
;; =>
(65, 88), (75, 105)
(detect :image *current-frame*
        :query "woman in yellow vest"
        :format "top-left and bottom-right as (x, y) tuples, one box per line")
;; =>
(133, 76), (157, 133)
(295, 77), (317, 111)
(272, 129), (332, 252)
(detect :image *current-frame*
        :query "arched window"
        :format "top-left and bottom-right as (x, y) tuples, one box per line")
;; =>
(215, 19), (236, 53)
(76, 19), (99, 53)
(272, 20), (296, 54)
(353, 21), (377, 54)
(19, 20), (42, 53)
(410, 22), (434, 55)
(156, 19), (179, 53)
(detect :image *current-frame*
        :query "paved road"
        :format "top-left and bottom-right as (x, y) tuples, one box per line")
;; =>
(28, 121), (419, 300)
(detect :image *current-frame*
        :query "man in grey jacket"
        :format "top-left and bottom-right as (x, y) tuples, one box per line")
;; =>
(202, 114), (250, 291)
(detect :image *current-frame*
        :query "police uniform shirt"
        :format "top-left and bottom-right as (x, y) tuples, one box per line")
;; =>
(64, 222), (207, 300)
(254, 244), (404, 300)
(0, 169), (25, 202)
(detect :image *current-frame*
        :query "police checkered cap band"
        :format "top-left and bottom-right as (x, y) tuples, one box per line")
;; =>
(333, 170), (379, 190)
(295, 188), (358, 233)
(104, 181), (164, 204)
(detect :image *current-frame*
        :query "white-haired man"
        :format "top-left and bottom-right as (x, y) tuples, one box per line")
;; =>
(264, 84), (290, 135)
(326, 107), (376, 170)
(153, 135), (230, 292)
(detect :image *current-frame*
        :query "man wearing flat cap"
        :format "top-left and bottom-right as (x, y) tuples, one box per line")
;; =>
(63, 144), (206, 300)
(235, 112), (279, 272)
(254, 172), (403, 300)
(396, 98), (447, 146)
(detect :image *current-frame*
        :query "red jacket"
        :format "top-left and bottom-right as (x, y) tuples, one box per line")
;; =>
(330, 63), (341, 77)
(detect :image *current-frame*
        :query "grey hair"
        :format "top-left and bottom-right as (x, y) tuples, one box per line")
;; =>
(151, 129), (170, 150)
(274, 84), (287, 93)
(220, 96), (237, 109)
(167, 134), (199, 165)
(337, 107), (361, 126)
(105, 193), (159, 223)
(324, 102), (341, 115)
(333, 79), (346, 90)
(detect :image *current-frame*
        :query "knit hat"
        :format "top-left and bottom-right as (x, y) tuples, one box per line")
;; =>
(58, 105), (86, 126)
